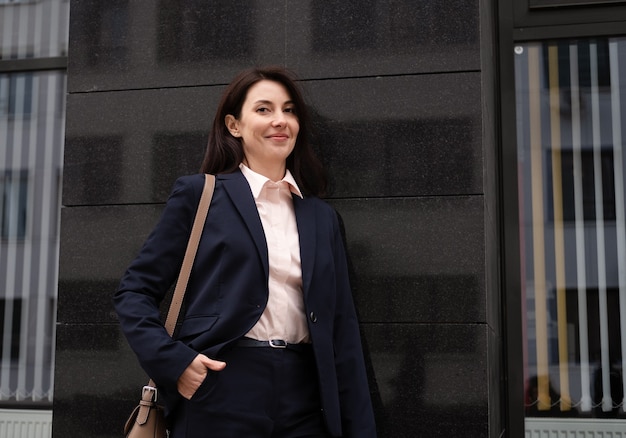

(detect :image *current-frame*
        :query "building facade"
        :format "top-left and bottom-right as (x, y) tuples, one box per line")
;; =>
(1, 0), (626, 437)
(57, 3), (492, 436)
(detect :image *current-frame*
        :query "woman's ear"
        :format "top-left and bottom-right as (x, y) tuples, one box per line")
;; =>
(225, 115), (241, 137)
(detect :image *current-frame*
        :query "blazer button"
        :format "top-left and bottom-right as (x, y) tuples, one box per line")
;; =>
(309, 311), (317, 323)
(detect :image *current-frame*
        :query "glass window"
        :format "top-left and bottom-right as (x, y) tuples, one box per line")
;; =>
(0, 0), (68, 413)
(1, 170), (28, 239)
(0, 0), (69, 59)
(0, 70), (65, 404)
(515, 37), (626, 433)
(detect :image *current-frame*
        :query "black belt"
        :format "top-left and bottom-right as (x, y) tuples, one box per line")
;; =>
(235, 337), (311, 353)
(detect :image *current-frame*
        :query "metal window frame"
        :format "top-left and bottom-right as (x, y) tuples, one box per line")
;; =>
(514, 0), (626, 39)
(499, 1), (626, 437)
(529, 0), (626, 8)
(0, 0), (40, 5)
(0, 57), (67, 73)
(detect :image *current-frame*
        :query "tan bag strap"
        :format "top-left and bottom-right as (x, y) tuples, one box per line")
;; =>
(144, 174), (215, 394)
(164, 174), (216, 336)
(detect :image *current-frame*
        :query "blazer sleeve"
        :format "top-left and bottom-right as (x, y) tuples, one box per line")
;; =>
(329, 209), (378, 437)
(113, 175), (205, 397)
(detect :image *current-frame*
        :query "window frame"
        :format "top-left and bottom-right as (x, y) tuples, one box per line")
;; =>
(499, 1), (626, 437)
(515, 0), (626, 31)
(0, 51), (67, 410)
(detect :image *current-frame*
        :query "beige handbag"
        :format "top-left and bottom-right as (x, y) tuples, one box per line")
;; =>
(123, 174), (216, 438)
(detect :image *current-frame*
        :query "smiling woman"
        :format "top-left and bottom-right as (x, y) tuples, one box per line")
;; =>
(225, 80), (300, 182)
(200, 66), (326, 198)
(113, 66), (377, 438)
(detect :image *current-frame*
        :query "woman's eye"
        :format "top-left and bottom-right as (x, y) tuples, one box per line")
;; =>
(257, 107), (269, 113)
(284, 107), (295, 113)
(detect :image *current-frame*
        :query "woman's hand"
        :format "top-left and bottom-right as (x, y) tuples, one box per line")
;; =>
(177, 353), (226, 399)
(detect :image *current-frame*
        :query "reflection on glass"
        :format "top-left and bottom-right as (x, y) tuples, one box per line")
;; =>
(313, 117), (476, 196)
(63, 135), (123, 205)
(0, 71), (66, 403)
(310, 0), (477, 54)
(70, 0), (129, 68)
(515, 38), (626, 431)
(157, 0), (254, 64)
(0, 0), (69, 60)
(2, 73), (33, 117)
(1, 170), (28, 239)
(151, 132), (205, 199)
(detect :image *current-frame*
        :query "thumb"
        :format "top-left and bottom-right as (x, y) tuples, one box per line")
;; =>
(198, 354), (227, 372)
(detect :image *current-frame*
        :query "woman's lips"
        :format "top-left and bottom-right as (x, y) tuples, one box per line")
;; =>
(268, 134), (289, 140)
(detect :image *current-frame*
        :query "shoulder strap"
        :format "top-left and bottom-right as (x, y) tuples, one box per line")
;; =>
(163, 174), (216, 336)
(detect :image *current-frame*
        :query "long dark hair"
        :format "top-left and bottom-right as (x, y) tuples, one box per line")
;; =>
(200, 66), (327, 197)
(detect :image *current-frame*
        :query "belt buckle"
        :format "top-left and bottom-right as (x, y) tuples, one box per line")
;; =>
(269, 339), (287, 349)
(142, 385), (158, 402)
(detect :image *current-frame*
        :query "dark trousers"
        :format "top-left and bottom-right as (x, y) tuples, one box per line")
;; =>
(170, 344), (331, 438)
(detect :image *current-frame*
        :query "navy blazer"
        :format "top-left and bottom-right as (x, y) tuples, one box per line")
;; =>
(114, 170), (376, 437)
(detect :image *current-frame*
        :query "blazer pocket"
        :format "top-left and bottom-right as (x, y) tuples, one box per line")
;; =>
(177, 315), (218, 342)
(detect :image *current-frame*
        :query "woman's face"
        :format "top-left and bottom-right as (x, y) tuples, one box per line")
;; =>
(226, 80), (299, 178)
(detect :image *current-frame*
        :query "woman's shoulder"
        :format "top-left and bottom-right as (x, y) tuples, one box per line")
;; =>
(166, 174), (212, 205)
(173, 173), (208, 187)
(172, 173), (215, 192)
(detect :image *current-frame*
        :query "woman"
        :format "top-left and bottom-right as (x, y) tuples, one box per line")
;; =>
(114, 66), (377, 438)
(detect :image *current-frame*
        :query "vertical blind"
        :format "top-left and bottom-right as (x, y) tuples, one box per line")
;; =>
(0, 0), (69, 59)
(0, 0), (68, 403)
(516, 37), (626, 417)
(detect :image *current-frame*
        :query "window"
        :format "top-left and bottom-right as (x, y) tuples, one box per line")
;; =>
(5, 74), (34, 119)
(0, 0), (68, 412)
(0, 70), (65, 405)
(514, 37), (626, 433)
(1, 170), (28, 240)
(0, 299), (22, 362)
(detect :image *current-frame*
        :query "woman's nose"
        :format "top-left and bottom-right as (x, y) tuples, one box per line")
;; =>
(272, 113), (286, 127)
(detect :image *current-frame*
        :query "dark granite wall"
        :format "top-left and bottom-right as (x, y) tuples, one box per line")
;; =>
(55, 1), (501, 437)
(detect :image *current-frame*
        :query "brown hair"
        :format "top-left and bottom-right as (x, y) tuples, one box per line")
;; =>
(200, 66), (327, 197)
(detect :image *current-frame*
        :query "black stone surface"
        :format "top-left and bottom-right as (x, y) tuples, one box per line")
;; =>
(56, 0), (496, 436)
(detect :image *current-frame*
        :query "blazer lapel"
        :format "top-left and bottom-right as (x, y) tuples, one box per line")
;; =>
(293, 195), (316, 297)
(219, 171), (269, 277)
